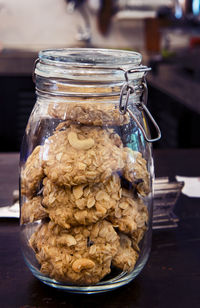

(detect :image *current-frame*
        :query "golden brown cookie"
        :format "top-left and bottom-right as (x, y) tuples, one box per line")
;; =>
(20, 196), (47, 224)
(112, 233), (138, 271)
(43, 124), (125, 187)
(122, 148), (150, 196)
(107, 189), (148, 235)
(29, 220), (120, 285)
(42, 174), (121, 228)
(48, 101), (130, 126)
(21, 146), (45, 197)
(131, 226), (147, 252)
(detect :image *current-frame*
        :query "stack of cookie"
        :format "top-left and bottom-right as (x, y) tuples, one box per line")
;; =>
(21, 102), (150, 285)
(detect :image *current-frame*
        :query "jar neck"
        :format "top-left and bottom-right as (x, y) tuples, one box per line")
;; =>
(35, 76), (145, 99)
(34, 48), (146, 98)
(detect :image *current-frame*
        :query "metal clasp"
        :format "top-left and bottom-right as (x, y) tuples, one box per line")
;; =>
(119, 66), (161, 143)
(119, 82), (134, 115)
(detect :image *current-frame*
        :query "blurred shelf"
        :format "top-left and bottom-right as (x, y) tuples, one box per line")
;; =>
(0, 48), (38, 76)
(147, 63), (200, 114)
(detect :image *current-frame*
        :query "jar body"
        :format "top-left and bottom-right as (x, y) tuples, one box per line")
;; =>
(20, 48), (154, 293)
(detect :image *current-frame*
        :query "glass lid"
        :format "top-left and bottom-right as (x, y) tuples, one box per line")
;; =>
(38, 48), (142, 68)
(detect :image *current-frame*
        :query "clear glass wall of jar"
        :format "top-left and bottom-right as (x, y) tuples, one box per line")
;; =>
(19, 48), (157, 293)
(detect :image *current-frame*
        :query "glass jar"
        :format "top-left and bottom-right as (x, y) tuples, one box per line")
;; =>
(19, 48), (160, 293)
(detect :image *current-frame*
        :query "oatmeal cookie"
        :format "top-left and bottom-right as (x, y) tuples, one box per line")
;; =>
(42, 174), (121, 228)
(123, 148), (150, 196)
(43, 124), (125, 187)
(48, 101), (130, 126)
(131, 227), (147, 252)
(21, 196), (47, 224)
(21, 146), (45, 197)
(108, 189), (148, 235)
(29, 220), (120, 285)
(112, 233), (138, 271)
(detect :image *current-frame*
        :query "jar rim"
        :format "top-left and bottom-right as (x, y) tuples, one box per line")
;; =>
(38, 48), (142, 68)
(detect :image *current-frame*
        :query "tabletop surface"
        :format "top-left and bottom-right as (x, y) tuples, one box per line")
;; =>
(0, 149), (200, 308)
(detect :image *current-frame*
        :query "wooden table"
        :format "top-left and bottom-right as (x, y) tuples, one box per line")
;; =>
(1, 149), (200, 308)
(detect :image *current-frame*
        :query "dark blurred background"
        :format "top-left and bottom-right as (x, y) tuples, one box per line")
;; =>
(0, 0), (200, 151)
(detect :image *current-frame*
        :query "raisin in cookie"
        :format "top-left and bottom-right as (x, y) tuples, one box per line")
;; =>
(48, 101), (130, 126)
(21, 146), (45, 197)
(29, 220), (120, 285)
(43, 124), (125, 187)
(42, 174), (121, 228)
